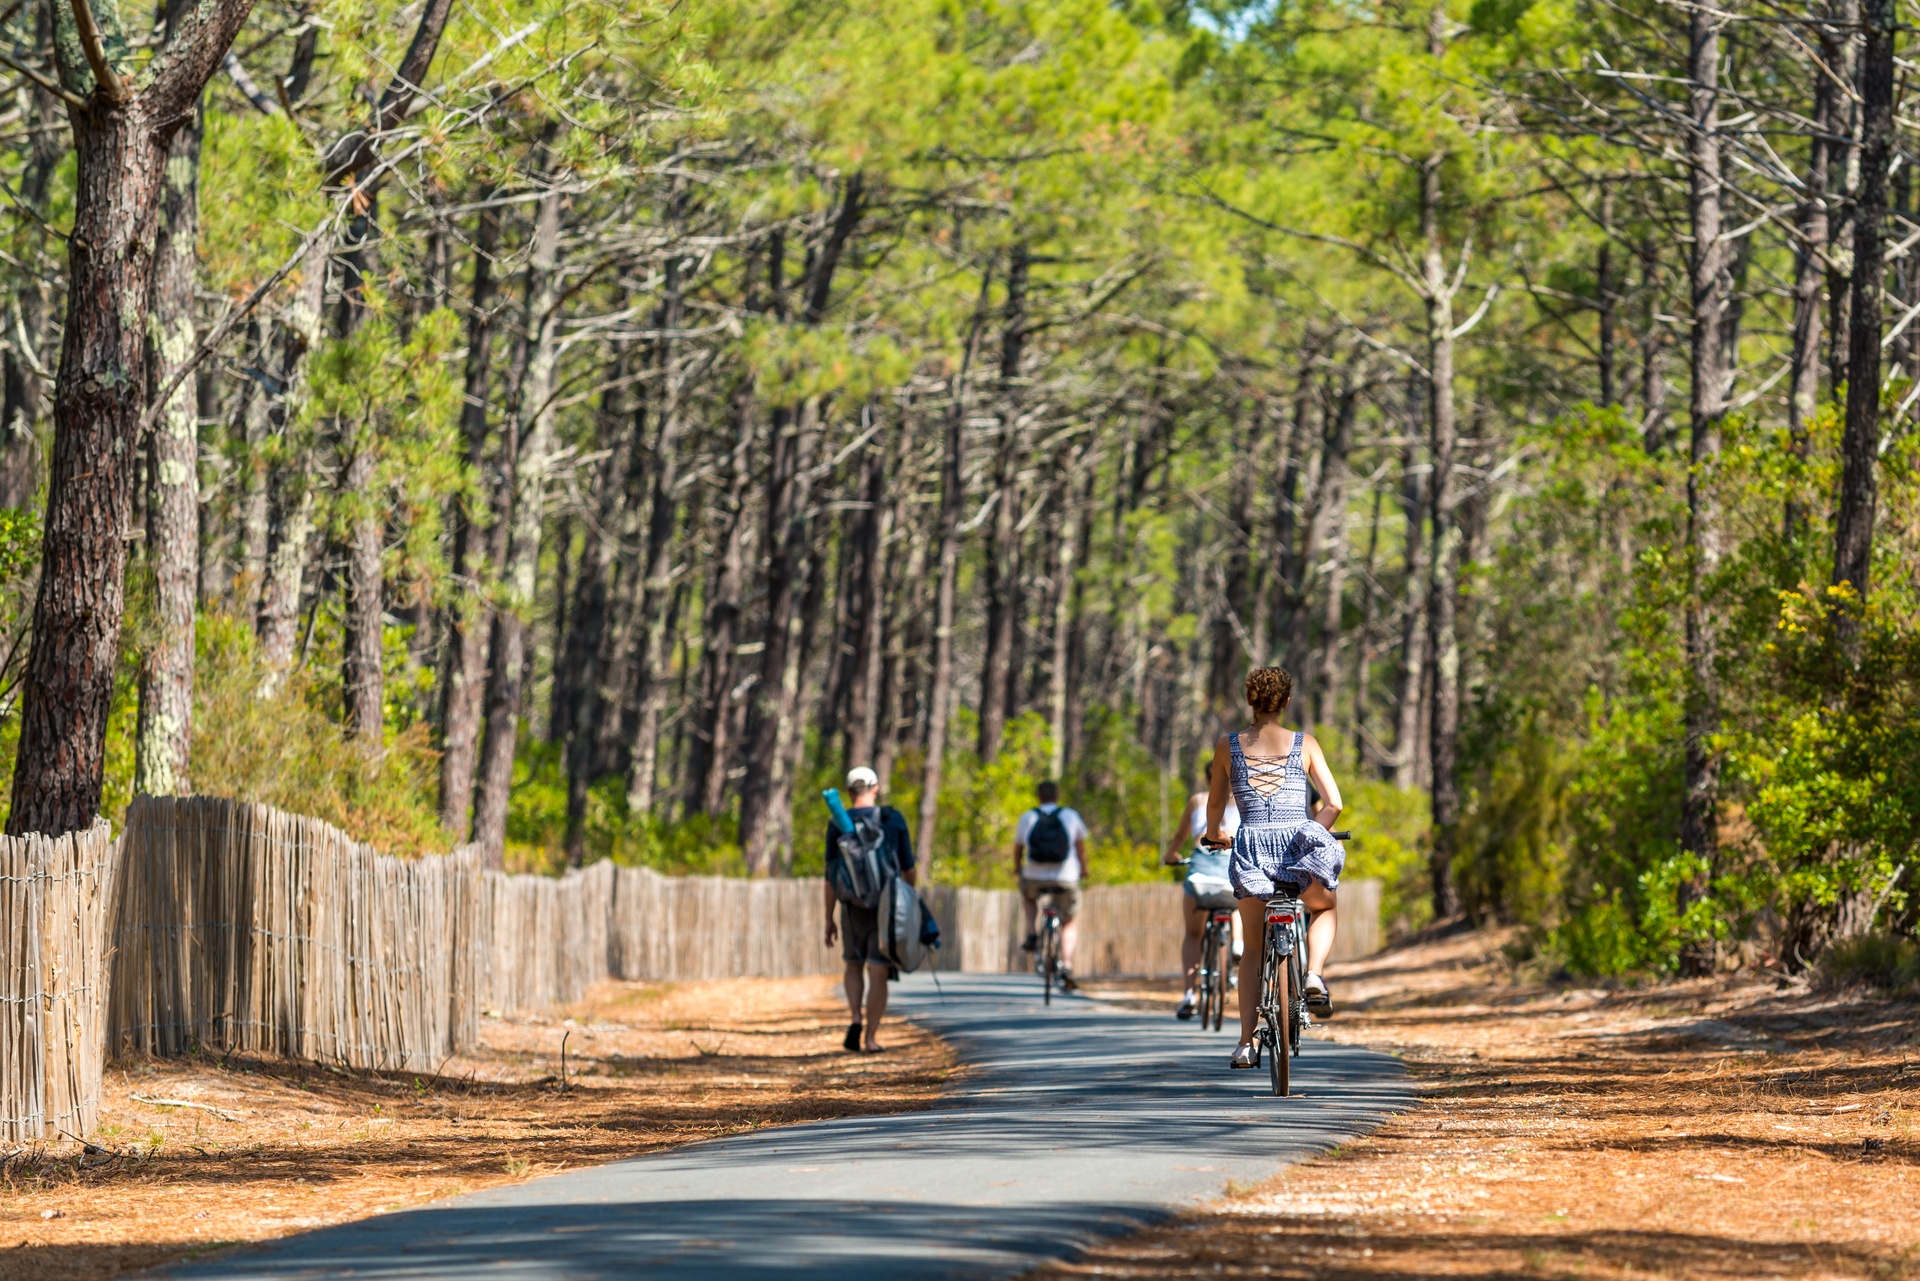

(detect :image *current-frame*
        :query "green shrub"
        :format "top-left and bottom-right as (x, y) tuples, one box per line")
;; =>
(1819, 932), (1920, 993)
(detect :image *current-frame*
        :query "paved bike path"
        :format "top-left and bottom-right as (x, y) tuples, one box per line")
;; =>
(163, 972), (1413, 1279)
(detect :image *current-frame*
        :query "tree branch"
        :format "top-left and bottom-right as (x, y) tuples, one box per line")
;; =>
(322, 0), (458, 183)
(221, 48), (277, 113)
(146, 0), (261, 123)
(67, 0), (126, 103)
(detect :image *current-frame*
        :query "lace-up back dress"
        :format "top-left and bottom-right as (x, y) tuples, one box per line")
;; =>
(1226, 730), (1345, 899)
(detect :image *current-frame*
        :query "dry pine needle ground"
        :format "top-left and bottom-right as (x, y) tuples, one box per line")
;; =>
(1070, 931), (1920, 1281)
(0, 975), (951, 1280)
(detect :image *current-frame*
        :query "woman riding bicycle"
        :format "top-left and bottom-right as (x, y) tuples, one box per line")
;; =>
(1162, 755), (1240, 1020)
(1201, 666), (1345, 1070)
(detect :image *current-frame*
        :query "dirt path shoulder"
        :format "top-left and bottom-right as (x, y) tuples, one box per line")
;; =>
(0, 976), (951, 1280)
(1070, 932), (1920, 1281)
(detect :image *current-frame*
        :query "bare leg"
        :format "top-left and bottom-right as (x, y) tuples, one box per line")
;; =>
(1020, 892), (1038, 939)
(1301, 883), (1338, 976)
(862, 961), (890, 1049)
(1180, 900), (1204, 992)
(1236, 897), (1266, 1043)
(843, 962), (865, 1023)
(1060, 917), (1079, 972)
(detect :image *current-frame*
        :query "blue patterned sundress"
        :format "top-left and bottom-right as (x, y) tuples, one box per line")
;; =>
(1226, 730), (1345, 899)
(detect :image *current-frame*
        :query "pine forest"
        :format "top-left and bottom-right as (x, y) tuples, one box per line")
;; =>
(0, 0), (1916, 981)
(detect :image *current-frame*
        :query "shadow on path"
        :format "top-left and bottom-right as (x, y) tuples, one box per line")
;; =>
(160, 973), (1412, 1279)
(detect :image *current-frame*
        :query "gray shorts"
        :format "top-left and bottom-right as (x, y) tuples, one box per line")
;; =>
(839, 903), (886, 967)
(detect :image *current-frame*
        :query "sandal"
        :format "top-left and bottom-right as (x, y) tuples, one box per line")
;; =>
(1229, 1041), (1259, 1069)
(1304, 973), (1333, 1016)
(843, 1021), (863, 1052)
(1175, 994), (1196, 1021)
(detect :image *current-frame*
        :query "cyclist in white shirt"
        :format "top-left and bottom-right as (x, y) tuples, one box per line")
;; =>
(1014, 780), (1090, 990)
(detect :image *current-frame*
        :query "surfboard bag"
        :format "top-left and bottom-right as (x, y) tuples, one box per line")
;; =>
(877, 877), (941, 973)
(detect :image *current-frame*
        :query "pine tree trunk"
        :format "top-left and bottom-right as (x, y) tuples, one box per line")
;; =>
(437, 204), (503, 835)
(1271, 359), (1317, 666)
(1786, 37), (1834, 540)
(255, 237), (332, 677)
(873, 514), (924, 796)
(1826, 0), (1863, 394)
(1678, 5), (1732, 976)
(688, 401), (753, 816)
(625, 281), (688, 815)
(736, 182), (863, 870)
(1046, 459), (1080, 778)
(560, 354), (633, 863)
(916, 396), (965, 870)
(335, 200), (386, 744)
(1208, 412), (1254, 715)
(1313, 379), (1355, 729)
(471, 178), (564, 862)
(9, 0), (259, 835)
(1833, 0), (1894, 613)
(340, 440), (384, 741)
(1391, 415), (1429, 790)
(1421, 150), (1464, 919)
(134, 93), (204, 797)
(737, 401), (819, 873)
(1639, 240), (1670, 452)
(977, 246), (1029, 760)
(843, 437), (893, 772)
(1353, 485), (1384, 775)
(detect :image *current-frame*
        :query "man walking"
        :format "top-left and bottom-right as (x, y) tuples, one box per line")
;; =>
(1015, 780), (1090, 990)
(824, 766), (916, 1052)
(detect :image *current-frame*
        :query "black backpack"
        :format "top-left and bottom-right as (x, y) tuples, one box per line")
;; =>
(828, 810), (899, 908)
(1026, 808), (1072, 864)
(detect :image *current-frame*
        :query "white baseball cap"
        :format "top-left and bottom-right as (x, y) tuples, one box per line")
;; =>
(845, 766), (880, 790)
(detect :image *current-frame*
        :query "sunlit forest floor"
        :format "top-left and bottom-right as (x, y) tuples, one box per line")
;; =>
(0, 977), (953, 1280)
(1072, 933), (1920, 1280)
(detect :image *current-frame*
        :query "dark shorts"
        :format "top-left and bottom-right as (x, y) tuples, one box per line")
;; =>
(840, 903), (886, 966)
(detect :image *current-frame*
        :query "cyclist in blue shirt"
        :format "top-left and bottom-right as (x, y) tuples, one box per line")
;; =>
(1163, 755), (1240, 1019)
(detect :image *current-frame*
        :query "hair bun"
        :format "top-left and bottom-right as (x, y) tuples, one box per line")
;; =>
(1245, 666), (1293, 714)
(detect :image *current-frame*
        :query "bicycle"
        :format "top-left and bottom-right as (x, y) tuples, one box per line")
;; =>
(1196, 904), (1234, 1031)
(1176, 859), (1235, 1033)
(1246, 830), (1351, 1098)
(1036, 900), (1063, 1005)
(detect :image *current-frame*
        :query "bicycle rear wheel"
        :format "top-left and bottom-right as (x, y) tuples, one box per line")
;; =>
(1207, 926), (1229, 1031)
(1290, 935), (1307, 1057)
(1197, 926), (1217, 1031)
(1042, 927), (1056, 1005)
(1267, 951), (1291, 1097)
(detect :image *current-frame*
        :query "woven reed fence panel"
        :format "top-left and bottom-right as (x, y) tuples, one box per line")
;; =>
(0, 821), (119, 1143)
(110, 798), (471, 1073)
(1331, 879), (1382, 962)
(470, 859), (615, 1015)
(607, 867), (832, 981)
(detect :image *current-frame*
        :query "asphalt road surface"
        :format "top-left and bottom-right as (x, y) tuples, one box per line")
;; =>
(162, 972), (1412, 1279)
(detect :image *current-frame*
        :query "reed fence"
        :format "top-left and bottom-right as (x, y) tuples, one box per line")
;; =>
(4, 792), (1387, 1142)
(0, 821), (118, 1143)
